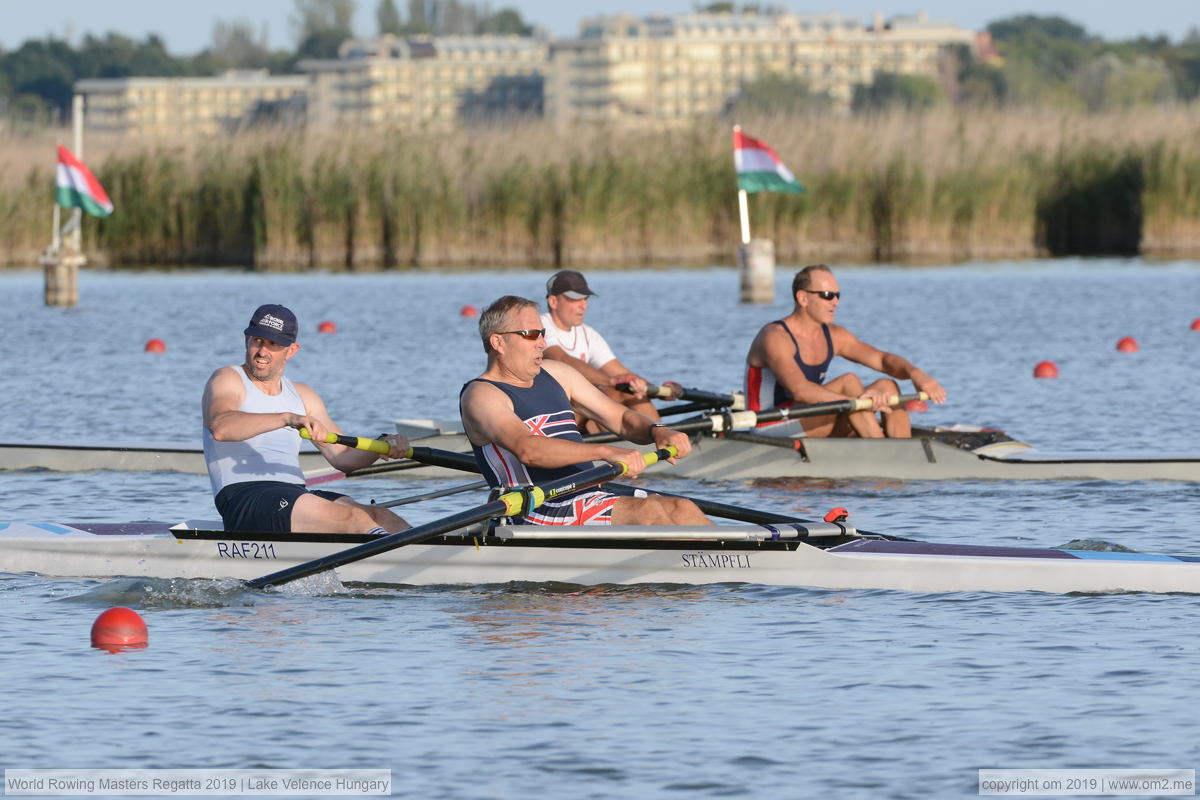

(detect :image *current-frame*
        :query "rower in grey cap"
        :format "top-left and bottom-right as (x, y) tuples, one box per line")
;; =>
(540, 270), (683, 433)
(201, 303), (411, 535)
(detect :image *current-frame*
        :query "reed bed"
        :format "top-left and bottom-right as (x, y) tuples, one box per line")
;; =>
(1, 104), (1198, 268)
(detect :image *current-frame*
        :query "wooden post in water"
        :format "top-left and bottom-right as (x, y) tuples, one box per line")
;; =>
(736, 188), (775, 304)
(40, 94), (85, 307)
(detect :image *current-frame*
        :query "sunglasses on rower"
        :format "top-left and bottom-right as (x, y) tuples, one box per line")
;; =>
(498, 328), (546, 341)
(804, 290), (840, 300)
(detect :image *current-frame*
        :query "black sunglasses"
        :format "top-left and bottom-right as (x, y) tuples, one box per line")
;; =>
(804, 290), (840, 300)
(498, 328), (546, 341)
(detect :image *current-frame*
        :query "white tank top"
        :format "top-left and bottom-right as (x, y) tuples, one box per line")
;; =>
(203, 366), (308, 495)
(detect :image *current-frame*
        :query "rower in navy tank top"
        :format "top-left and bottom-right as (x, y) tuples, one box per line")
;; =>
(461, 369), (593, 491)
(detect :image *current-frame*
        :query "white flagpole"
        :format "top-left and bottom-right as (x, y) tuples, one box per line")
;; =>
(737, 189), (751, 244)
(71, 94), (83, 254)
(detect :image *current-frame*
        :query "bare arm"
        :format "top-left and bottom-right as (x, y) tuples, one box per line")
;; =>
(835, 328), (947, 404)
(543, 345), (611, 386)
(292, 383), (409, 472)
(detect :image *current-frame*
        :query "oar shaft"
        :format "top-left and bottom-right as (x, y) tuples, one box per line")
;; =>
(377, 480), (488, 508)
(671, 392), (929, 434)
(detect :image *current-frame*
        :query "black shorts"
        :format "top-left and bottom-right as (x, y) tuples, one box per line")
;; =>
(214, 481), (347, 533)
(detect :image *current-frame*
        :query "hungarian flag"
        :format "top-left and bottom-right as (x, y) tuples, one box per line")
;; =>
(733, 129), (804, 194)
(55, 145), (113, 218)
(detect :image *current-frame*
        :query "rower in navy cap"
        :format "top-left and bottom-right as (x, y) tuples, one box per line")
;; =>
(201, 304), (412, 535)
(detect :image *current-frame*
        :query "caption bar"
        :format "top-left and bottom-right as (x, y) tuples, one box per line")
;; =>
(4, 769), (391, 796)
(980, 769), (1195, 796)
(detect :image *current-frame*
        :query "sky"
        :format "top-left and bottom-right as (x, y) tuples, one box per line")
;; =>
(0, 0), (1195, 54)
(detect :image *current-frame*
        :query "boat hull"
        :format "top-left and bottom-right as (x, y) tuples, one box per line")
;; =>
(3, 522), (1199, 595)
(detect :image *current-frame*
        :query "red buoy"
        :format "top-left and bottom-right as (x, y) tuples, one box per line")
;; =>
(91, 607), (148, 652)
(317, 320), (337, 334)
(1033, 361), (1058, 379)
(1116, 336), (1138, 352)
(144, 338), (166, 353)
(460, 305), (478, 318)
(904, 399), (928, 413)
(1190, 318), (1200, 331)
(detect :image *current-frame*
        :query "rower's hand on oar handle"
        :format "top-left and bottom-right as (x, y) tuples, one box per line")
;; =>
(612, 373), (648, 397)
(299, 428), (411, 459)
(858, 390), (896, 413)
(649, 424), (692, 463)
(658, 381), (684, 400)
(913, 373), (946, 404)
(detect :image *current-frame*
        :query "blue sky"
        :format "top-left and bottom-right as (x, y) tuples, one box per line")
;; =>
(1, 0), (1195, 53)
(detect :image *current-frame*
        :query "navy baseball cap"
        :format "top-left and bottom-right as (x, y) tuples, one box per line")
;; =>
(546, 270), (596, 300)
(244, 304), (298, 345)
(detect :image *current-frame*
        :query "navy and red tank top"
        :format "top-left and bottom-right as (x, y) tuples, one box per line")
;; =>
(745, 321), (833, 410)
(460, 369), (592, 489)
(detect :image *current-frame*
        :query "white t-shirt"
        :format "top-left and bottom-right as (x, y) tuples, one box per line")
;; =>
(540, 311), (616, 370)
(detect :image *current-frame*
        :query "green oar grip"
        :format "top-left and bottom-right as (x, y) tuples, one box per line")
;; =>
(299, 428), (392, 455)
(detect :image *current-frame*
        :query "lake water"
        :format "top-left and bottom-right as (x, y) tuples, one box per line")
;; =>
(2, 260), (1199, 798)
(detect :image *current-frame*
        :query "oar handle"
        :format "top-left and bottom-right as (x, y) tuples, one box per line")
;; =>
(299, 428), (391, 455)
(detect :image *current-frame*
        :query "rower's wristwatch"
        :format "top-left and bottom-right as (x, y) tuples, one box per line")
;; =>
(648, 423), (668, 434)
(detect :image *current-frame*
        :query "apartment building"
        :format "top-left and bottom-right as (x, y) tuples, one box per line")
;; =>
(299, 33), (547, 131)
(74, 71), (308, 137)
(545, 11), (977, 125)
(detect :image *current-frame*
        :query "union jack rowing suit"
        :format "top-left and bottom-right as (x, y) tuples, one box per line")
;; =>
(460, 369), (620, 526)
(744, 321), (834, 423)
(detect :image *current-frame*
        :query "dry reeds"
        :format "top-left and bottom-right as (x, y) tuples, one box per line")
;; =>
(1, 103), (1198, 268)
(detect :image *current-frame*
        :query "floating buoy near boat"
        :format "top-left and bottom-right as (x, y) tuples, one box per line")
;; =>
(1033, 361), (1058, 379)
(1191, 318), (1200, 331)
(317, 320), (337, 334)
(144, 338), (166, 353)
(91, 607), (148, 652)
(460, 305), (478, 318)
(1116, 336), (1138, 352)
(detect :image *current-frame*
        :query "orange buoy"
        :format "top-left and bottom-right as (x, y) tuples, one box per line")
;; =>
(1033, 361), (1058, 379)
(144, 338), (166, 353)
(91, 607), (148, 652)
(317, 320), (337, 334)
(460, 305), (478, 318)
(1190, 318), (1200, 331)
(1116, 336), (1138, 352)
(904, 399), (928, 413)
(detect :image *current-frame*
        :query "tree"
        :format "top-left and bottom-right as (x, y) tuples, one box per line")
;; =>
(853, 72), (943, 113)
(211, 20), (273, 70)
(727, 73), (832, 117)
(376, 0), (403, 35)
(481, 8), (533, 36)
(292, 0), (357, 44)
(1073, 53), (1176, 111)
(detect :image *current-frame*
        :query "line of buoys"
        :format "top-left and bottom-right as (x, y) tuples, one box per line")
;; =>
(1033, 361), (1059, 379)
(91, 607), (148, 652)
(317, 320), (337, 334)
(1115, 336), (1139, 352)
(144, 338), (166, 353)
(460, 305), (479, 318)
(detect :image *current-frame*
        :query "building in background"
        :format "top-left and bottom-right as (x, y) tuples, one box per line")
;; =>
(73, 11), (979, 136)
(546, 11), (976, 126)
(74, 71), (307, 137)
(299, 33), (546, 132)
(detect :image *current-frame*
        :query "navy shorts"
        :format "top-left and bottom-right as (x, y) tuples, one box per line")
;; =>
(215, 481), (347, 533)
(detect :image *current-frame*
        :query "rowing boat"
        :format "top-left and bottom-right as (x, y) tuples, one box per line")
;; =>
(5, 421), (1199, 483)
(388, 419), (1200, 482)
(3, 519), (1198, 595)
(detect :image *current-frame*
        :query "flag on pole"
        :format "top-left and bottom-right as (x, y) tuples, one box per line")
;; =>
(733, 129), (804, 194)
(55, 145), (113, 218)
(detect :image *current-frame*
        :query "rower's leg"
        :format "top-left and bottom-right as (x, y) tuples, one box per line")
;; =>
(290, 494), (408, 534)
(823, 373), (884, 438)
(867, 378), (910, 438)
(611, 495), (713, 526)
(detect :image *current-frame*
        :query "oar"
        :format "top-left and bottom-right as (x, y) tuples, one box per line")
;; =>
(374, 480), (488, 508)
(601, 483), (908, 541)
(616, 382), (745, 410)
(246, 446), (679, 589)
(300, 428), (392, 454)
(583, 392), (929, 443)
